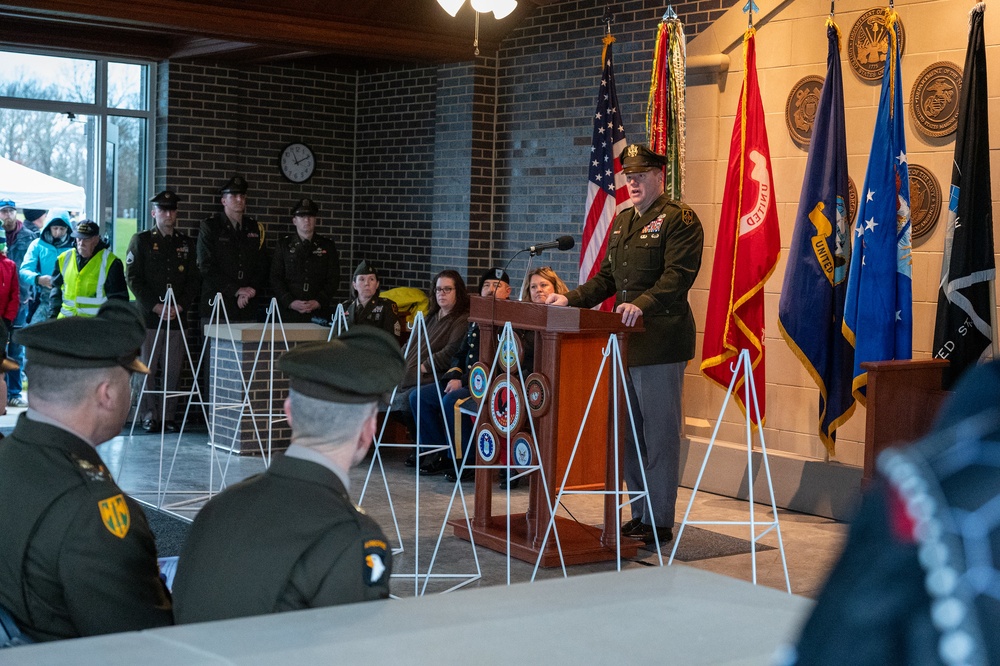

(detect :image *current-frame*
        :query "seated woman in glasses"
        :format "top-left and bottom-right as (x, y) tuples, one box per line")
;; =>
(391, 269), (469, 465)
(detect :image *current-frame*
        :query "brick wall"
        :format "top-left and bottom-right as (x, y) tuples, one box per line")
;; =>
(484, 0), (738, 288)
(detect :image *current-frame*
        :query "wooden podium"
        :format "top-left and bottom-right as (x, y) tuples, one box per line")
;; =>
(449, 296), (643, 566)
(860, 358), (950, 486)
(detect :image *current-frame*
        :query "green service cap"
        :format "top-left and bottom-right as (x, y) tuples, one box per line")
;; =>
(353, 259), (379, 280)
(14, 300), (149, 374)
(220, 175), (248, 194)
(277, 327), (404, 403)
(618, 143), (666, 174)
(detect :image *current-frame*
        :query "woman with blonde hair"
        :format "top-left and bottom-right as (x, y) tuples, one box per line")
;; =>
(522, 266), (568, 303)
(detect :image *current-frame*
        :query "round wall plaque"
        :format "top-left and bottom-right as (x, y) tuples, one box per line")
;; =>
(848, 176), (858, 226)
(908, 164), (942, 240)
(848, 8), (905, 81)
(497, 334), (524, 375)
(488, 376), (525, 436)
(785, 75), (825, 150)
(512, 432), (534, 468)
(524, 372), (551, 418)
(910, 61), (962, 137)
(468, 362), (490, 401)
(475, 423), (500, 464)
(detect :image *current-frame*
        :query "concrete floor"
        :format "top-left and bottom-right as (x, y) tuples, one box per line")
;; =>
(0, 407), (847, 604)
(1, 401), (849, 600)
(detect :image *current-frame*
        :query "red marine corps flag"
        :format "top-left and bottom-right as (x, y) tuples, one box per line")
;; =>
(701, 29), (781, 425)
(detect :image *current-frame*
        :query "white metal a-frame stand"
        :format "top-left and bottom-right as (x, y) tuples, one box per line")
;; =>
(669, 348), (791, 593)
(119, 287), (209, 510)
(426, 321), (563, 588)
(223, 297), (290, 468)
(530, 332), (662, 580)
(325, 303), (350, 340)
(157, 293), (266, 513)
(357, 310), (478, 596)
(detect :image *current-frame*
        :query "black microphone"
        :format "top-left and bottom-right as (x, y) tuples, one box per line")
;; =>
(527, 235), (575, 254)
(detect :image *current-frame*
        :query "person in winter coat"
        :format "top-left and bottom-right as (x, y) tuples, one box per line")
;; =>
(19, 211), (74, 325)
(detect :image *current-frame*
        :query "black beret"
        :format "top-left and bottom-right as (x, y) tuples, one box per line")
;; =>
(277, 327), (404, 404)
(353, 259), (379, 280)
(619, 143), (666, 174)
(479, 267), (510, 291)
(14, 300), (149, 374)
(70, 220), (100, 239)
(291, 198), (319, 217)
(220, 175), (248, 194)
(150, 190), (180, 210)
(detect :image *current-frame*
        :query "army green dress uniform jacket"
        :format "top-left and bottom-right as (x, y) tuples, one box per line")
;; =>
(0, 415), (173, 641)
(172, 454), (391, 623)
(270, 233), (340, 323)
(345, 295), (402, 343)
(125, 226), (199, 329)
(565, 193), (704, 366)
(196, 212), (267, 321)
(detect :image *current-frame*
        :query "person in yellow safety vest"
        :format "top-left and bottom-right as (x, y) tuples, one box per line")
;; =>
(48, 220), (128, 318)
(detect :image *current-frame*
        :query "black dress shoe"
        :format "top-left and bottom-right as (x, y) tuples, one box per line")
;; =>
(445, 465), (475, 482)
(405, 451), (417, 467)
(141, 419), (160, 433)
(621, 517), (644, 535)
(419, 453), (451, 476)
(164, 422), (178, 433)
(630, 523), (673, 544)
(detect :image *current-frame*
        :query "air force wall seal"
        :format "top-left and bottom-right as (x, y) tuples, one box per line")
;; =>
(476, 423), (499, 464)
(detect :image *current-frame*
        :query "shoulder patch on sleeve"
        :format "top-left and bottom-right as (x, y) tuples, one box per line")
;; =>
(363, 539), (389, 586)
(125, 250), (134, 264)
(98, 494), (131, 539)
(682, 208), (694, 226)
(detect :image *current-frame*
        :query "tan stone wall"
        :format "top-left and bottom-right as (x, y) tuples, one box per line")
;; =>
(683, 0), (997, 467)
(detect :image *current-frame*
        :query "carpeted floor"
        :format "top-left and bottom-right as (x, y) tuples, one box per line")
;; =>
(666, 525), (775, 562)
(143, 507), (192, 557)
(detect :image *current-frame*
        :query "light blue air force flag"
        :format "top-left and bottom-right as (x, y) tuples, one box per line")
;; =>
(842, 10), (912, 406)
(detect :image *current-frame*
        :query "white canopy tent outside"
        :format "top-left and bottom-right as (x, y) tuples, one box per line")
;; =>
(0, 156), (86, 211)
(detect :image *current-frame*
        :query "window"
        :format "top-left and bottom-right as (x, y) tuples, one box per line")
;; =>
(0, 49), (154, 252)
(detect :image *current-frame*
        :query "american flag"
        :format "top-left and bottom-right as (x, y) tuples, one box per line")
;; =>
(579, 36), (629, 302)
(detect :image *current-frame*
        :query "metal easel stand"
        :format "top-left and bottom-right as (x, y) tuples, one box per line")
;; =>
(325, 303), (350, 340)
(425, 322), (560, 589)
(158, 293), (266, 514)
(357, 310), (477, 597)
(217, 297), (290, 472)
(119, 287), (209, 514)
(668, 348), (791, 593)
(530, 332), (660, 581)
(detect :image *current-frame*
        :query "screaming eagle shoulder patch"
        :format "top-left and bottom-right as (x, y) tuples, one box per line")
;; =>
(363, 539), (389, 586)
(98, 494), (131, 539)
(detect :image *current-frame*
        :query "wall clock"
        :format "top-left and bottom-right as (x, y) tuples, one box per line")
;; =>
(280, 142), (316, 183)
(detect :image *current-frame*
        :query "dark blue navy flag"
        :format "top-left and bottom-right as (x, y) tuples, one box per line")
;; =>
(932, 4), (996, 388)
(842, 9), (912, 405)
(778, 20), (855, 454)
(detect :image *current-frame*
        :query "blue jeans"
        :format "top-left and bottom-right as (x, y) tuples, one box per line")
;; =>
(409, 380), (473, 458)
(6, 333), (24, 399)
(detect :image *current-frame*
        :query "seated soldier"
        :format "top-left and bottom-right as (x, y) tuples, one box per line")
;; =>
(343, 259), (401, 343)
(0, 301), (173, 641)
(171, 328), (404, 623)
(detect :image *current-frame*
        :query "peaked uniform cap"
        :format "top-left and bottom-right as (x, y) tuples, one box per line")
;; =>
(14, 300), (149, 374)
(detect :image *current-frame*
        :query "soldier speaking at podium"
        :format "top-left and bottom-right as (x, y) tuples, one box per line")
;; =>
(546, 143), (704, 544)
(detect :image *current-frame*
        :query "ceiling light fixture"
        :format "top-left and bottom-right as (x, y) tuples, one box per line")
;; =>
(436, 0), (518, 55)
